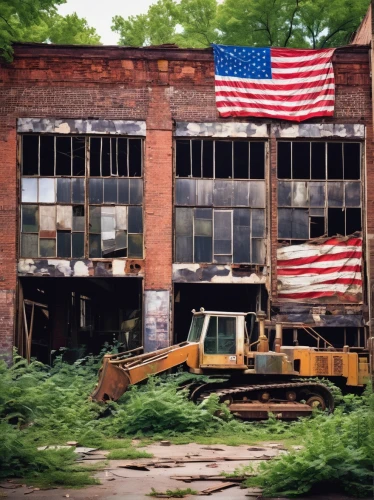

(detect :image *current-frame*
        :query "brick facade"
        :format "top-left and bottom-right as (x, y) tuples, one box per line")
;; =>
(0, 42), (372, 359)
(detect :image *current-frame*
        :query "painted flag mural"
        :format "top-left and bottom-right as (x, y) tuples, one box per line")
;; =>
(277, 236), (362, 303)
(213, 44), (335, 122)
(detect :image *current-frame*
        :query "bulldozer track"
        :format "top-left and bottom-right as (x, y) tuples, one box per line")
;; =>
(191, 381), (335, 412)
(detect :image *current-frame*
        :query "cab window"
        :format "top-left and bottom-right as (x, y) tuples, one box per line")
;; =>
(187, 315), (205, 342)
(204, 316), (236, 354)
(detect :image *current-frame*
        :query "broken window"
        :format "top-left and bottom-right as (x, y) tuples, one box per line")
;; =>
(175, 207), (266, 264)
(175, 139), (265, 180)
(20, 134), (144, 259)
(277, 141), (362, 240)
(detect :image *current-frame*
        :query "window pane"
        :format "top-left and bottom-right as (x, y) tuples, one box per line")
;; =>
(118, 138), (128, 176)
(128, 234), (143, 258)
(176, 236), (193, 262)
(22, 136), (39, 175)
(40, 205), (56, 231)
(57, 231), (71, 258)
(250, 142), (265, 179)
(56, 137), (71, 175)
(278, 181), (291, 206)
(195, 219), (212, 237)
(292, 209), (309, 239)
(102, 231), (115, 256)
(21, 234), (38, 257)
(115, 230), (127, 252)
(111, 137), (117, 176)
(328, 143), (343, 179)
(56, 205), (72, 230)
(39, 178), (55, 203)
(22, 205), (39, 232)
(292, 182), (308, 207)
(248, 181), (265, 207)
(214, 211), (231, 255)
(103, 178), (118, 203)
(233, 181), (249, 206)
(21, 178), (37, 203)
(346, 208), (361, 234)
(72, 178), (85, 203)
(129, 178), (143, 204)
(128, 139), (142, 177)
(194, 236), (212, 262)
(115, 206), (127, 230)
(277, 142), (291, 179)
(72, 233), (84, 258)
(327, 182), (344, 207)
(72, 205), (85, 231)
(90, 137), (101, 176)
(192, 140), (202, 177)
(204, 316), (217, 354)
(345, 182), (361, 207)
(89, 179), (103, 203)
(233, 209), (250, 263)
(101, 206), (115, 232)
(252, 239), (266, 264)
(215, 141), (232, 178)
(213, 180), (233, 207)
(57, 178), (71, 203)
(278, 209), (292, 238)
(252, 209), (265, 237)
(89, 206), (101, 233)
(40, 135), (55, 176)
(292, 142), (310, 179)
(309, 182), (325, 207)
(102, 138), (110, 176)
(328, 208), (345, 236)
(72, 137), (86, 176)
(175, 179), (196, 206)
(89, 233), (101, 257)
(344, 143), (360, 180)
(196, 180), (213, 206)
(234, 142), (249, 179)
(176, 208), (193, 237)
(176, 140), (191, 177)
(40, 238), (56, 257)
(311, 142), (326, 179)
(202, 140), (213, 178)
(128, 206), (143, 233)
(118, 178), (129, 204)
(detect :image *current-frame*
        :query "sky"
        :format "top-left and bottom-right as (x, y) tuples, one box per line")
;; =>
(58, 0), (158, 45)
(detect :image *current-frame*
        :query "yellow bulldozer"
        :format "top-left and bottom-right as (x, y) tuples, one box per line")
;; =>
(91, 309), (371, 419)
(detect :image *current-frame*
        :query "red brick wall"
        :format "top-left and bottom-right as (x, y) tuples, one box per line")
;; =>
(0, 44), (372, 357)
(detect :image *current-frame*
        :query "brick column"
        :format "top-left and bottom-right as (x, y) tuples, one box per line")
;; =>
(143, 86), (173, 350)
(0, 127), (17, 363)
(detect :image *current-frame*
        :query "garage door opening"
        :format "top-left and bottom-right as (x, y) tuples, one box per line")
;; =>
(173, 283), (267, 344)
(17, 277), (142, 364)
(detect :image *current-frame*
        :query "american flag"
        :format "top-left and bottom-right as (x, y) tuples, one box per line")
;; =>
(213, 44), (335, 122)
(277, 237), (362, 303)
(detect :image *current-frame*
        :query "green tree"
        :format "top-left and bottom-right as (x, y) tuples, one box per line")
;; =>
(112, 0), (369, 49)
(0, 0), (65, 60)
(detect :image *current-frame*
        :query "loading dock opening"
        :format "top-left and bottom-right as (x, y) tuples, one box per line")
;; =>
(173, 283), (267, 344)
(17, 277), (143, 364)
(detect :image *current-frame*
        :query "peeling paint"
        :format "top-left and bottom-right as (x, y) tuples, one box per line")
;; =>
(272, 313), (364, 327)
(17, 118), (146, 136)
(18, 259), (145, 277)
(172, 263), (267, 284)
(271, 123), (365, 138)
(175, 121), (268, 138)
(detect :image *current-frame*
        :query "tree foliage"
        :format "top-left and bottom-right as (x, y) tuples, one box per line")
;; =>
(0, 0), (100, 61)
(112, 0), (370, 49)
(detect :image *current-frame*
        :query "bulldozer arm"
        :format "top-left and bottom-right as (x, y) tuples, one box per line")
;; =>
(91, 342), (199, 402)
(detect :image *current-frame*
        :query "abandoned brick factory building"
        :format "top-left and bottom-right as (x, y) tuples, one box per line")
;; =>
(0, 17), (373, 364)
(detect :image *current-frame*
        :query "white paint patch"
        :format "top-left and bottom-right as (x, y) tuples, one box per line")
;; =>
(54, 122), (71, 134)
(73, 261), (89, 277)
(112, 260), (126, 276)
(48, 260), (72, 276)
(18, 259), (37, 274)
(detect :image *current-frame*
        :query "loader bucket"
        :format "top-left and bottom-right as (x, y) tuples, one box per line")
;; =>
(91, 354), (131, 402)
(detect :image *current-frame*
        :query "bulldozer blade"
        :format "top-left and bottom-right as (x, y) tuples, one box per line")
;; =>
(91, 355), (131, 402)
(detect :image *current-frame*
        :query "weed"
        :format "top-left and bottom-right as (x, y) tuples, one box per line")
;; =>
(107, 448), (153, 460)
(148, 487), (197, 498)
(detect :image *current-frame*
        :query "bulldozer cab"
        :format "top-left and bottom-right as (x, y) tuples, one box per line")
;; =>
(187, 311), (247, 369)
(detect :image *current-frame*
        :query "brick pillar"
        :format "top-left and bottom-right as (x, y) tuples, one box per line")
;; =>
(0, 127), (17, 363)
(143, 87), (173, 351)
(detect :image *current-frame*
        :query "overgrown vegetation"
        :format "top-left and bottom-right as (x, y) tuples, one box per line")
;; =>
(148, 487), (197, 498)
(1, 351), (373, 496)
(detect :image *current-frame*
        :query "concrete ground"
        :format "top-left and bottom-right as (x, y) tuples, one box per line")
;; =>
(0, 442), (369, 500)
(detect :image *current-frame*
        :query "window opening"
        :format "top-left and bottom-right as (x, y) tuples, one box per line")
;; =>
(187, 315), (204, 342)
(204, 316), (236, 355)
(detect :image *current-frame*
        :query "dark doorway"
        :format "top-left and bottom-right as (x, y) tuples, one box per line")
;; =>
(17, 277), (143, 364)
(173, 283), (267, 344)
